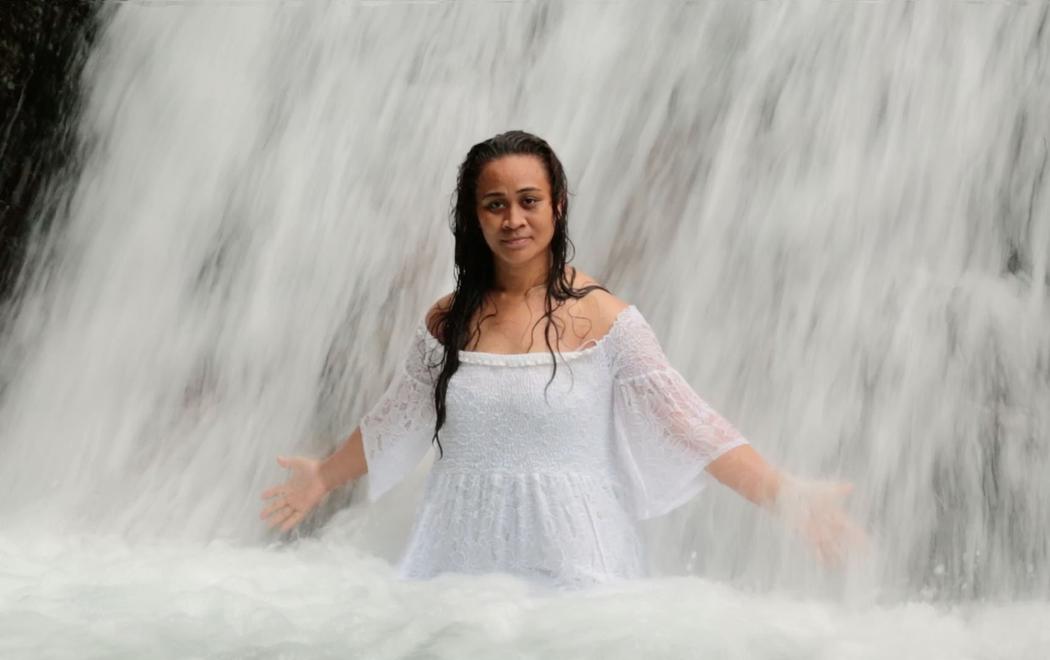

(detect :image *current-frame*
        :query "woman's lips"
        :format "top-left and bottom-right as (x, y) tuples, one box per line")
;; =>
(501, 237), (531, 249)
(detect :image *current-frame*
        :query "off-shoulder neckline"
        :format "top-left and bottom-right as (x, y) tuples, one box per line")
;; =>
(420, 304), (638, 367)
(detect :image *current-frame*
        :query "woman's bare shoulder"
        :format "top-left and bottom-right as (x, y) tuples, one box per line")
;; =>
(569, 269), (630, 333)
(425, 293), (454, 341)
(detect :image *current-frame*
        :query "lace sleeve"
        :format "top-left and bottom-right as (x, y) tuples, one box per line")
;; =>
(359, 321), (439, 502)
(609, 307), (750, 519)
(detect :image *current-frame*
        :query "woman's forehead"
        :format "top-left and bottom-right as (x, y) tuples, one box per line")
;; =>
(477, 155), (549, 192)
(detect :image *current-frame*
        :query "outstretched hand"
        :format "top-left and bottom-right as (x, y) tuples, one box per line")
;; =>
(775, 477), (868, 567)
(260, 455), (329, 533)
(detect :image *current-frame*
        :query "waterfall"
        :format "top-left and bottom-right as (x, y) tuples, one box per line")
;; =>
(0, 1), (1047, 655)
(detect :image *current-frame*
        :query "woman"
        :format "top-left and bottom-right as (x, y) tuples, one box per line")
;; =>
(260, 130), (862, 588)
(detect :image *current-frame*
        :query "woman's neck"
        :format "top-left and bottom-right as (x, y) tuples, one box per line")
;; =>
(491, 254), (552, 298)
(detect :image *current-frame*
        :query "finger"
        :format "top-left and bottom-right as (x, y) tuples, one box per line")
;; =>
(824, 513), (847, 538)
(281, 510), (306, 534)
(815, 527), (844, 567)
(823, 518), (866, 567)
(276, 455), (290, 468)
(824, 543), (844, 569)
(262, 504), (287, 526)
(260, 498), (288, 519)
(265, 505), (294, 529)
(845, 520), (870, 554)
(267, 509), (294, 531)
(805, 519), (838, 568)
(261, 485), (285, 500)
(814, 539), (830, 567)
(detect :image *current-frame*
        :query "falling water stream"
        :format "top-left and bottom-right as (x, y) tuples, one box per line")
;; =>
(0, 1), (1048, 658)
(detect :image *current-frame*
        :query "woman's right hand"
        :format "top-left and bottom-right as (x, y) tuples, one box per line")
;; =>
(260, 455), (329, 533)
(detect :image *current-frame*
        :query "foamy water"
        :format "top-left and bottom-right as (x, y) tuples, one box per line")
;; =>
(3, 533), (1048, 660)
(0, 0), (1047, 657)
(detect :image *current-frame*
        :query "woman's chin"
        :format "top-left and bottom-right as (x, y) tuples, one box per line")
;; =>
(496, 249), (540, 265)
(491, 241), (545, 263)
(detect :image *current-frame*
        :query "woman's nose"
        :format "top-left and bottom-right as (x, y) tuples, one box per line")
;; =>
(503, 207), (526, 229)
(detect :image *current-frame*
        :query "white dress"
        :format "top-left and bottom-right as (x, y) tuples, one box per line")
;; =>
(359, 304), (749, 589)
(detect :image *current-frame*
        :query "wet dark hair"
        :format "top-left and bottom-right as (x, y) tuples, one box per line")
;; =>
(428, 130), (607, 457)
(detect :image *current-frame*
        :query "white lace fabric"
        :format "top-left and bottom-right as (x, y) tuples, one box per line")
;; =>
(358, 305), (749, 588)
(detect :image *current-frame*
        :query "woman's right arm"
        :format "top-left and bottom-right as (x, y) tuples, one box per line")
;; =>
(261, 297), (448, 532)
(260, 427), (368, 533)
(318, 425), (368, 492)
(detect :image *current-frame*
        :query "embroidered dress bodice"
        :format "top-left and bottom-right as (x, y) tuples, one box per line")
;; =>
(359, 305), (749, 588)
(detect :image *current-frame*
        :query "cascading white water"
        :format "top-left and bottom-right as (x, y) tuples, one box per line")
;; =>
(1, 1), (1048, 657)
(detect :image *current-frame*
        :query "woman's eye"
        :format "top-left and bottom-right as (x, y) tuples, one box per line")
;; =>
(487, 201), (505, 211)
(522, 197), (538, 207)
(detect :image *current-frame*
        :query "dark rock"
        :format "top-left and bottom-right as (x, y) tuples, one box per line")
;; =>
(0, 0), (99, 299)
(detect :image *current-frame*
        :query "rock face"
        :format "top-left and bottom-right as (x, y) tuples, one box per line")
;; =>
(0, 0), (97, 299)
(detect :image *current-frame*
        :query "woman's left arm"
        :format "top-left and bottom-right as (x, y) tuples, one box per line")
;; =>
(707, 444), (866, 566)
(704, 443), (782, 509)
(601, 296), (865, 564)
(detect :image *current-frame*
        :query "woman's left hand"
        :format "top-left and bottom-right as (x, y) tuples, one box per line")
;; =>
(775, 477), (868, 567)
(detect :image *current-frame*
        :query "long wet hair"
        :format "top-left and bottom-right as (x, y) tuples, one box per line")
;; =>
(428, 130), (607, 457)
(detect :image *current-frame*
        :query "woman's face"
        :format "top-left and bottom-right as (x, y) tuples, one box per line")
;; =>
(475, 154), (557, 268)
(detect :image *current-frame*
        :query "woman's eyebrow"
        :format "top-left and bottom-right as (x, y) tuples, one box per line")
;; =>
(480, 186), (542, 199)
